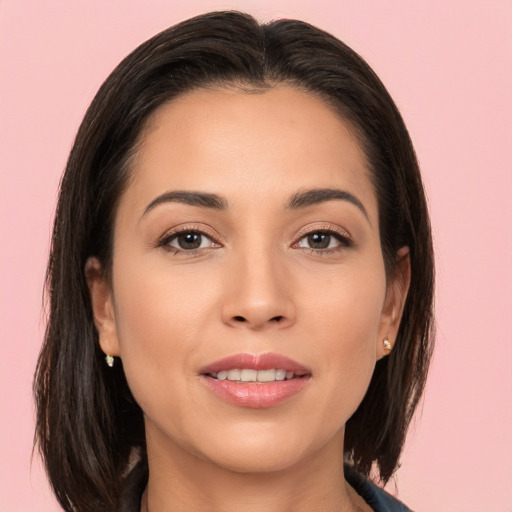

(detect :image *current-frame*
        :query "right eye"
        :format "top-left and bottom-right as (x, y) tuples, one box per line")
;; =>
(159, 229), (220, 254)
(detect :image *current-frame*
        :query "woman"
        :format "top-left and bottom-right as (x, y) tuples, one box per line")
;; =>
(34, 11), (434, 512)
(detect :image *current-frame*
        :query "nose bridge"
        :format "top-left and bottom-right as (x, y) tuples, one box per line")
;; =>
(221, 234), (295, 329)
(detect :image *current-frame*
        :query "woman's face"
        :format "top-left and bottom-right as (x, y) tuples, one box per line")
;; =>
(89, 86), (408, 474)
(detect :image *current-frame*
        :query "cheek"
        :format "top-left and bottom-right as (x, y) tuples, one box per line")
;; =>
(112, 250), (215, 346)
(110, 254), (216, 412)
(298, 260), (386, 422)
(303, 257), (386, 350)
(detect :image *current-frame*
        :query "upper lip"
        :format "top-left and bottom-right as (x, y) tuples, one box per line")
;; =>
(200, 352), (311, 375)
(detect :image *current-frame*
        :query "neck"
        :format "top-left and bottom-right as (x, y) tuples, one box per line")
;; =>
(141, 427), (368, 512)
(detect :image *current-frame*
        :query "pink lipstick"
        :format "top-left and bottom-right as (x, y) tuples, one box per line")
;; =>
(200, 353), (311, 408)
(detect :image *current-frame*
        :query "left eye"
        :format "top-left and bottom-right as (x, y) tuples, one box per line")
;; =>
(166, 231), (215, 251)
(296, 231), (346, 250)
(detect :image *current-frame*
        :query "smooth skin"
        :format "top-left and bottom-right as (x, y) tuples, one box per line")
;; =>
(86, 86), (410, 512)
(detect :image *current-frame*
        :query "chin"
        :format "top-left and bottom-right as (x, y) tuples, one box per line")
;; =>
(202, 444), (307, 475)
(189, 421), (330, 475)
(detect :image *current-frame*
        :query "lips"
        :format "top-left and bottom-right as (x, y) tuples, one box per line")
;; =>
(199, 353), (311, 408)
(200, 352), (311, 374)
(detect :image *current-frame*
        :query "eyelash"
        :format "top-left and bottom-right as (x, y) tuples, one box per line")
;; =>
(157, 225), (353, 256)
(157, 225), (220, 256)
(292, 226), (353, 256)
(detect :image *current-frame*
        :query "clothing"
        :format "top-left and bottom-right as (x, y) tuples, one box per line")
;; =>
(345, 465), (412, 512)
(119, 460), (412, 512)
(119, 460), (147, 512)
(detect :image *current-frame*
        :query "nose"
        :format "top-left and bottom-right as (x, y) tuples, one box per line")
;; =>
(221, 249), (296, 331)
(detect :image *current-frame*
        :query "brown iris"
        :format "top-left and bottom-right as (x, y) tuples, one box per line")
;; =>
(307, 232), (331, 249)
(176, 232), (202, 249)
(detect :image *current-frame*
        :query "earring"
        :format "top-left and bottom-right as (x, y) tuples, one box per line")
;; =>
(105, 354), (114, 367)
(383, 338), (392, 352)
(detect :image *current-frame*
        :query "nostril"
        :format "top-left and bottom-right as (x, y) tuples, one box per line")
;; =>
(229, 314), (287, 326)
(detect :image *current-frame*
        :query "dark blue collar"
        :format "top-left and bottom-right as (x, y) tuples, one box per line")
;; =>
(345, 464), (412, 512)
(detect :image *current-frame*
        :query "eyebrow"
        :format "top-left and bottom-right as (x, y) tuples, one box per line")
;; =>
(143, 191), (228, 216)
(286, 188), (369, 221)
(142, 187), (369, 222)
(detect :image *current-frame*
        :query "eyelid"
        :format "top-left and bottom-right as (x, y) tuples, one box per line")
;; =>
(156, 223), (223, 250)
(291, 223), (354, 255)
(293, 223), (352, 243)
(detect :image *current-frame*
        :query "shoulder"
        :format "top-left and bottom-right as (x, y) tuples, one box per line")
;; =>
(345, 465), (413, 512)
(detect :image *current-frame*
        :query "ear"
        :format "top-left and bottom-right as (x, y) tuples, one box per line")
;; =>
(85, 257), (121, 357)
(376, 247), (411, 360)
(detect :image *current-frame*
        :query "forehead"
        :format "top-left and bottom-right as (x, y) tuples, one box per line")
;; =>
(124, 86), (377, 217)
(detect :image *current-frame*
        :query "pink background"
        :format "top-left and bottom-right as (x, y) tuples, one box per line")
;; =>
(1, 1), (511, 510)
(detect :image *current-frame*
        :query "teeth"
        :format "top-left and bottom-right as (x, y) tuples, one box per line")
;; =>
(275, 369), (286, 381)
(211, 369), (297, 382)
(240, 369), (257, 382)
(257, 369), (275, 382)
(227, 369), (241, 381)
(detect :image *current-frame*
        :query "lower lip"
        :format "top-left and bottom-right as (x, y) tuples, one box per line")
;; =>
(201, 376), (310, 408)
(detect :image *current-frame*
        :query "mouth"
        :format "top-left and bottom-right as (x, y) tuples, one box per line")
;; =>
(207, 368), (308, 382)
(199, 353), (311, 408)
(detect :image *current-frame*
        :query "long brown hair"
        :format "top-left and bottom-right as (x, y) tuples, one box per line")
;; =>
(34, 11), (434, 511)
